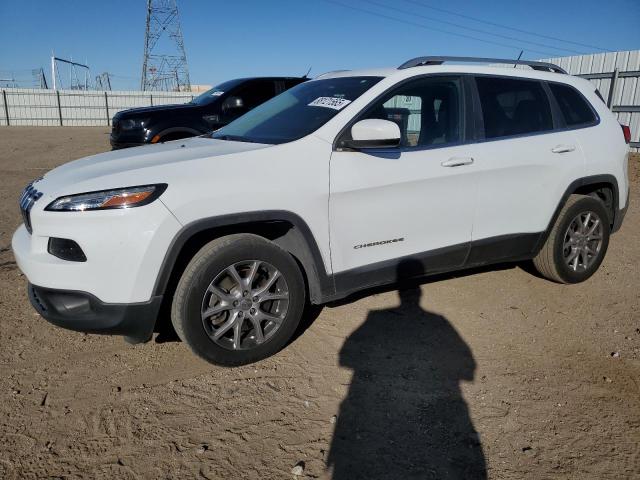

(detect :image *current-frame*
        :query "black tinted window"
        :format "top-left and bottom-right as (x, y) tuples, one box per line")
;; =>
(235, 80), (275, 109)
(549, 83), (596, 126)
(476, 77), (552, 139)
(211, 77), (382, 144)
(190, 79), (244, 105)
(359, 77), (461, 148)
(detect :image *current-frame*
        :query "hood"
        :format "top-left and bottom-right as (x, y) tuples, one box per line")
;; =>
(35, 137), (270, 197)
(116, 102), (197, 118)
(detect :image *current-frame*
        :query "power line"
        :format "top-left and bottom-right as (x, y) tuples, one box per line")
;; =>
(321, 0), (560, 58)
(403, 0), (612, 52)
(365, 0), (590, 55)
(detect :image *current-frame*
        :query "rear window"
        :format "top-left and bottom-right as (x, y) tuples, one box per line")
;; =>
(549, 83), (597, 127)
(476, 76), (553, 139)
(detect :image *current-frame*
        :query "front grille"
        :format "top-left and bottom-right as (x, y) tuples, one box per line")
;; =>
(19, 182), (43, 234)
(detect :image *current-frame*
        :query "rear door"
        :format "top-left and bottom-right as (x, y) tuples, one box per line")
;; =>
(466, 75), (585, 263)
(329, 75), (477, 282)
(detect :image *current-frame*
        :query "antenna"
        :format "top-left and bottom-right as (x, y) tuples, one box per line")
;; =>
(304, 66), (312, 78)
(514, 50), (524, 68)
(141, 0), (191, 91)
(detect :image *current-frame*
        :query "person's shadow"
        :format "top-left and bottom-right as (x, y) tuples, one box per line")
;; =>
(327, 259), (487, 479)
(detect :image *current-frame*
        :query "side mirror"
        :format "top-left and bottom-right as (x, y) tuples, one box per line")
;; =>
(222, 96), (244, 111)
(346, 119), (401, 149)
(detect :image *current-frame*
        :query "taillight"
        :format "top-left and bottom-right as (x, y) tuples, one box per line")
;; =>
(621, 124), (631, 144)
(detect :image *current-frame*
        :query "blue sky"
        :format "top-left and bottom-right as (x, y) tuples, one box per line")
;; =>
(1, 0), (638, 89)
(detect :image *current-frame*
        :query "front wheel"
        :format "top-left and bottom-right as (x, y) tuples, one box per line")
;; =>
(533, 194), (610, 284)
(171, 234), (306, 366)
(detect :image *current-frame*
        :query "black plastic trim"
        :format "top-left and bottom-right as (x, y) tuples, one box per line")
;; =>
(333, 242), (469, 299)
(330, 232), (543, 302)
(533, 174), (620, 254)
(343, 138), (401, 149)
(612, 188), (629, 234)
(152, 177), (624, 306)
(153, 126), (203, 142)
(47, 237), (87, 262)
(152, 210), (334, 304)
(28, 284), (162, 344)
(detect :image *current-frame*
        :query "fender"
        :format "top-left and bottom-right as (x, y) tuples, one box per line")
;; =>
(533, 174), (620, 254)
(151, 126), (203, 142)
(152, 210), (334, 304)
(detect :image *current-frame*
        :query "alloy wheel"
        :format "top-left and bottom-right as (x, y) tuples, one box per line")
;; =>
(562, 211), (604, 272)
(201, 260), (289, 350)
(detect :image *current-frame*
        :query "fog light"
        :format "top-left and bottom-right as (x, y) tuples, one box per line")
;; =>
(48, 238), (87, 262)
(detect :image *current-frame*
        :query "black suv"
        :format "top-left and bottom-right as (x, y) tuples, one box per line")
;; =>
(110, 77), (306, 149)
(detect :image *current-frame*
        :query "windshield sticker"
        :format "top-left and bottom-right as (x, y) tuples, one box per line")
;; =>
(308, 97), (352, 110)
(210, 91), (224, 96)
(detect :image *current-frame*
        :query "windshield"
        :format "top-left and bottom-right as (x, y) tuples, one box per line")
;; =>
(191, 79), (245, 105)
(210, 76), (383, 144)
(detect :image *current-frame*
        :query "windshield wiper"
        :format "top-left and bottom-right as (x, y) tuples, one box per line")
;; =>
(212, 134), (251, 143)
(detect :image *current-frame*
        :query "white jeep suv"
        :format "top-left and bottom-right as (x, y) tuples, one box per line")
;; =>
(13, 56), (630, 365)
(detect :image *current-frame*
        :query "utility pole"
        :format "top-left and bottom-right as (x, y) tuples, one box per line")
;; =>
(140, 0), (191, 92)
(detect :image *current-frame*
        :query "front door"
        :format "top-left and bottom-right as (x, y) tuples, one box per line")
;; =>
(329, 76), (477, 288)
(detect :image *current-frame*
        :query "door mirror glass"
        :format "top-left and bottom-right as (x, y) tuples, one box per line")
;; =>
(347, 119), (401, 149)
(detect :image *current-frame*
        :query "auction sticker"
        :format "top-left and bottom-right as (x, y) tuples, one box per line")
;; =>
(308, 97), (352, 110)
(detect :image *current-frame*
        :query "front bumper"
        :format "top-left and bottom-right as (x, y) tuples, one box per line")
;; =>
(110, 134), (145, 150)
(29, 283), (161, 343)
(110, 129), (149, 149)
(12, 199), (182, 304)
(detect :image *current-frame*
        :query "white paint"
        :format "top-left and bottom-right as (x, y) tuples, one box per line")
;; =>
(11, 62), (630, 305)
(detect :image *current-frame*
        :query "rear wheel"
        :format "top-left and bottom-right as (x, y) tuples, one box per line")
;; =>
(171, 234), (305, 366)
(533, 194), (610, 283)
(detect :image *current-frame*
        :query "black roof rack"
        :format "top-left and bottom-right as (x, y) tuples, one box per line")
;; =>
(398, 56), (567, 74)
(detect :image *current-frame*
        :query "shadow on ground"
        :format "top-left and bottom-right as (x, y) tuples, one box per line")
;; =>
(327, 259), (487, 479)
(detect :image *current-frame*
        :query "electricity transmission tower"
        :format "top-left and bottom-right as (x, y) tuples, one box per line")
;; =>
(140, 0), (190, 91)
(95, 72), (112, 91)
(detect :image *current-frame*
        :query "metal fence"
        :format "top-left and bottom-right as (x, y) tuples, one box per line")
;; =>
(540, 50), (640, 151)
(0, 88), (194, 127)
(1, 51), (639, 151)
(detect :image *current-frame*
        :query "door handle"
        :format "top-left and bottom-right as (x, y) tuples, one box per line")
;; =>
(551, 144), (576, 154)
(441, 157), (474, 167)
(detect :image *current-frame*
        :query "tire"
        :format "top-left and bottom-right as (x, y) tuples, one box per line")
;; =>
(533, 194), (610, 284)
(171, 234), (306, 366)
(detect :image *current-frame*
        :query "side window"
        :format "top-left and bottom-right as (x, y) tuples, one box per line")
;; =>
(285, 78), (304, 90)
(360, 77), (461, 147)
(275, 80), (286, 95)
(476, 76), (552, 139)
(549, 83), (597, 127)
(221, 80), (276, 122)
(235, 80), (276, 110)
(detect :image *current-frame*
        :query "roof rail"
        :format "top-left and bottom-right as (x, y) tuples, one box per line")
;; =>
(398, 56), (567, 74)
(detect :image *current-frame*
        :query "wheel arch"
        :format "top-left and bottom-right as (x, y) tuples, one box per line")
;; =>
(153, 211), (333, 306)
(152, 126), (202, 143)
(534, 174), (619, 254)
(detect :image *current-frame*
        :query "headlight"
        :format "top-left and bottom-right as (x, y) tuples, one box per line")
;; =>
(45, 184), (167, 212)
(120, 118), (149, 130)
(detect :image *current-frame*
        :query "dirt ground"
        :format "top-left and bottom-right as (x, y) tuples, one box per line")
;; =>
(0, 127), (639, 479)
